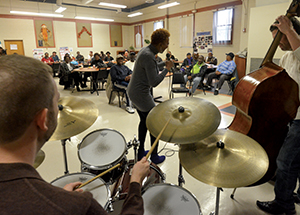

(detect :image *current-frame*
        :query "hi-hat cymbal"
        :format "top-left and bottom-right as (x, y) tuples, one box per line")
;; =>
(179, 129), (269, 188)
(49, 96), (99, 141)
(34, 150), (45, 169)
(146, 97), (221, 144)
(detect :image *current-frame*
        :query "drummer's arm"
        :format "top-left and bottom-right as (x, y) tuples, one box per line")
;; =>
(120, 157), (150, 215)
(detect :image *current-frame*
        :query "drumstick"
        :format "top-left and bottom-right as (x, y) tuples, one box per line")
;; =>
(146, 118), (171, 160)
(75, 163), (121, 190)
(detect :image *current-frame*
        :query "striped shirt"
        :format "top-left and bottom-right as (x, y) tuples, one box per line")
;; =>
(217, 60), (236, 75)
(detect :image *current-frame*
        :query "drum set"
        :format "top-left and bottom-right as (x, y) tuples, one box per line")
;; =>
(34, 96), (269, 215)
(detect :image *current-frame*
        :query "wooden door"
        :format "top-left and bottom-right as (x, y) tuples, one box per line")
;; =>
(4, 40), (25, 55)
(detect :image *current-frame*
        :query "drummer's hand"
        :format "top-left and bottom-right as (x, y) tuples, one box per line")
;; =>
(63, 182), (83, 193)
(130, 157), (150, 185)
(274, 15), (293, 35)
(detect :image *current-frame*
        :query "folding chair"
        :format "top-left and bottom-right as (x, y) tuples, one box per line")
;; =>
(169, 72), (189, 99)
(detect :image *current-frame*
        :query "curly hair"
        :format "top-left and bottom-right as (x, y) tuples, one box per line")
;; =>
(151, 29), (170, 45)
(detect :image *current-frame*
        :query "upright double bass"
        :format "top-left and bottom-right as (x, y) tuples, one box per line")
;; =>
(229, 0), (300, 186)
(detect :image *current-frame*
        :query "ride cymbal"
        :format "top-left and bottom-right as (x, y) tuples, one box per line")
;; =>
(34, 150), (45, 169)
(179, 129), (269, 188)
(146, 97), (221, 144)
(49, 96), (99, 141)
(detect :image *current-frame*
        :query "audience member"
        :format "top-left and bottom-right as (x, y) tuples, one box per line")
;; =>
(206, 51), (218, 65)
(110, 54), (134, 114)
(204, 52), (236, 95)
(82, 53), (105, 89)
(0, 54), (150, 215)
(123, 50), (129, 61)
(155, 54), (164, 71)
(182, 55), (207, 96)
(193, 53), (199, 62)
(100, 51), (106, 60)
(181, 53), (194, 72)
(76, 51), (84, 63)
(51, 51), (60, 62)
(104, 51), (114, 61)
(42, 52), (54, 65)
(60, 55), (82, 91)
(125, 52), (136, 71)
(87, 51), (94, 62)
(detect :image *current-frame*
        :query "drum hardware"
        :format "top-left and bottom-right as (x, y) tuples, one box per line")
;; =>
(178, 163), (185, 187)
(126, 135), (140, 163)
(61, 138), (70, 174)
(146, 97), (221, 144)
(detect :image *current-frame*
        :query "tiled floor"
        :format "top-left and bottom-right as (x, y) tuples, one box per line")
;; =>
(37, 77), (300, 215)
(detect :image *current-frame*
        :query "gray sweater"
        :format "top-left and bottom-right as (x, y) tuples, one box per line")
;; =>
(128, 44), (168, 112)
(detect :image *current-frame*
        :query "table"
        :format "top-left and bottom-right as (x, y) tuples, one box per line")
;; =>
(73, 67), (108, 95)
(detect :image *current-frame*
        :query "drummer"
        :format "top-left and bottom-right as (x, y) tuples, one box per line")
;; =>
(0, 55), (150, 214)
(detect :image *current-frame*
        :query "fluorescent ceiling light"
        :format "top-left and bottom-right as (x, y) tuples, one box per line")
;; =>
(75, 16), (114, 22)
(82, 0), (93, 4)
(158, 2), (180, 9)
(10, 11), (63, 17)
(99, 2), (127, 8)
(128, 12), (143, 17)
(55, 6), (67, 13)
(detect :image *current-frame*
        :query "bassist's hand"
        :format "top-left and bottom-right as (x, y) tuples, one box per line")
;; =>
(274, 15), (293, 35)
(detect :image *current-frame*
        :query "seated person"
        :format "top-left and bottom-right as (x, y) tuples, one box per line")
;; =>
(76, 51), (84, 64)
(123, 50), (130, 61)
(204, 52), (236, 95)
(0, 54), (150, 215)
(87, 51), (94, 62)
(193, 53), (199, 62)
(181, 55), (207, 96)
(205, 51), (218, 75)
(100, 51), (106, 60)
(180, 52), (194, 72)
(104, 51), (114, 62)
(60, 55), (82, 91)
(51, 51), (60, 62)
(41, 52), (54, 66)
(110, 54), (135, 114)
(125, 52), (136, 70)
(82, 53), (105, 89)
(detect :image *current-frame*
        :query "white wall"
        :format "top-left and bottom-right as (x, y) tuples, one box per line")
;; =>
(247, 2), (290, 73)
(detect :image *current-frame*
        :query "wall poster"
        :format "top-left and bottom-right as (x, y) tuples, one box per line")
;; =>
(76, 22), (93, 47)
(34, 20), (55, 48)
(194, 31), (213, 54)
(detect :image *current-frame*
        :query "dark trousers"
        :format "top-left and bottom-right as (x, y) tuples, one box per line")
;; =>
(206, 72), (232, 89)
(137, 109), (158, 155)
(65, 72), (81, 87)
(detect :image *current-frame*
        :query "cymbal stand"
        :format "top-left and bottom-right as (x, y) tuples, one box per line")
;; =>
(209, 187), (223, 215)
(230, 188), (237, 199)
(178, 163), (185, 187)
(61, 139), (70, 175)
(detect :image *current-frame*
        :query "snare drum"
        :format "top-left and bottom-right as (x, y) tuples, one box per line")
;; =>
(109, 160), (165, 214)
(78, 129), (128, 183)
(142, 184), (202, 215)
(51, 172), (110, 210)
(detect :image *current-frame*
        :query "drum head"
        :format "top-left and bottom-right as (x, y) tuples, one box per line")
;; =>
(51, 173), (110, 209)
(78, 129), (126, 168)
(142, 184), (201, 215)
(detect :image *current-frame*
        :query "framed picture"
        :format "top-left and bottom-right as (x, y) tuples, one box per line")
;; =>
(76, 22), (93, 47)
(110, 24), (123, 47)
(34, 19), (55, 48)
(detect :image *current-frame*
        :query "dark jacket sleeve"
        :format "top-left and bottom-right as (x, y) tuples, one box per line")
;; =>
(120, 182), (144, 215)
(110, 66), (123, 82)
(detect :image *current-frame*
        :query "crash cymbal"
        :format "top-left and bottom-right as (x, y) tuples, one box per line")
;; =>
(179, 129), (269, 188)
(49, 96), (99, 141)
(34, 150), (45, 169)
(146, 97), (221, 144)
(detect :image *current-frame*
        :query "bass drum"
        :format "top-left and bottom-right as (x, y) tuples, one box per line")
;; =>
(51, 172), (110, 210)
(78, 129), (128, 184)
(143, 184), (202, 215)
(109, 160), (165, 214)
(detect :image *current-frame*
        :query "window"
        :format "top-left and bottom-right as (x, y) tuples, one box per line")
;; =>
(153, 21), (164, 31)
(213, 8), (234, 45)
(180, 15), (193, 48)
